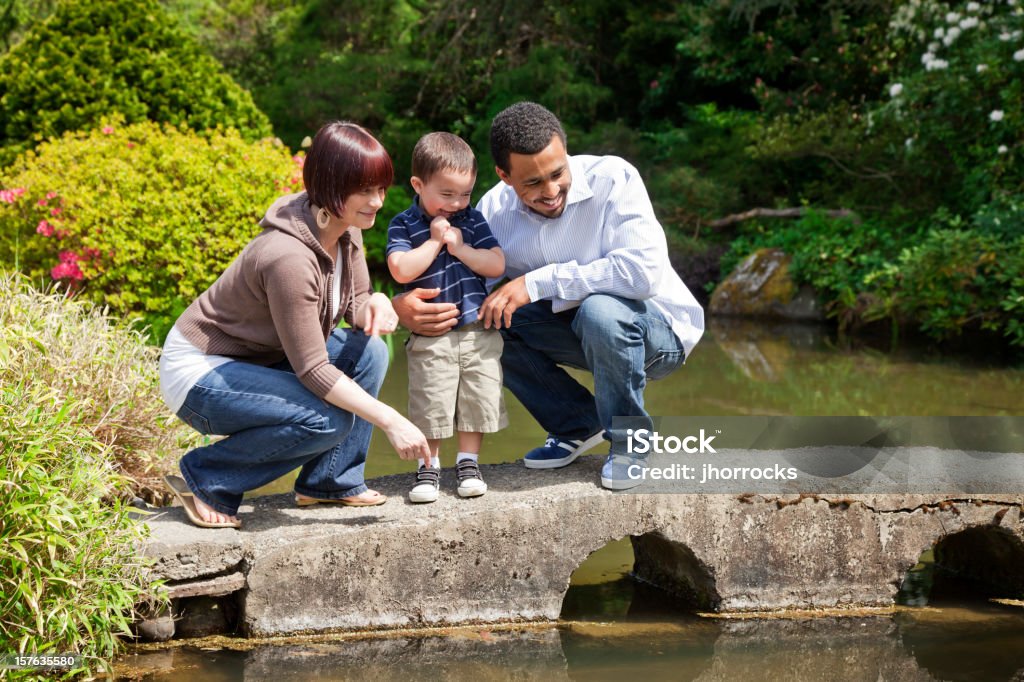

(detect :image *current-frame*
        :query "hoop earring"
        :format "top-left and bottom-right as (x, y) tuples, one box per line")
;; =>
(316, 207), (331, 229)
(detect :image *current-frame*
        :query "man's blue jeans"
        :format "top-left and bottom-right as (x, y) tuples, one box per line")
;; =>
(175, 328), (388, 515)
(500, 295), (686, 456)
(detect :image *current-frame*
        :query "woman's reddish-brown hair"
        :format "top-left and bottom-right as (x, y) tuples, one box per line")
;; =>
(303, 121), (394, 216)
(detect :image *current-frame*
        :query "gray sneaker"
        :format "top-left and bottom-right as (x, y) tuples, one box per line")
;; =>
(409, 465), (440, 503)
(456, 459), (487, 498)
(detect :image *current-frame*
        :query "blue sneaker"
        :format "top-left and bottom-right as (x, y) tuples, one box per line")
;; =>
(601, 453), (648, 490)
(523, 431), (606, 469)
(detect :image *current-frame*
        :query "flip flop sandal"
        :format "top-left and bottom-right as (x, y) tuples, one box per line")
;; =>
(163, 475), (241, 529)
(294, 490), (388, 507)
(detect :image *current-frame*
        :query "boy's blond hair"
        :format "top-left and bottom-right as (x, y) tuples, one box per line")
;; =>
(411, 132), (477, 182)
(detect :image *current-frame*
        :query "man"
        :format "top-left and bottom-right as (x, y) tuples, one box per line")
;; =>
(393, 101), (704, 489)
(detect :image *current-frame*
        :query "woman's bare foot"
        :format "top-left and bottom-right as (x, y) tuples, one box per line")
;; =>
(193, 494), (240, 526)
(343, 489), (385, 505)
(295, 489), (387, 506)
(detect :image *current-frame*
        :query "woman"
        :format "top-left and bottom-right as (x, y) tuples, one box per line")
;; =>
(159, 122), (429, 528)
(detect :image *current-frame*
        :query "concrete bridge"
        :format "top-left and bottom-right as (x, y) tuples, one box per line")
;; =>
(141, 455), (1024, 639)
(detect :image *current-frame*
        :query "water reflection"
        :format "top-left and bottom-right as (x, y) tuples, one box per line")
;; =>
(120, 604), (1024, 682)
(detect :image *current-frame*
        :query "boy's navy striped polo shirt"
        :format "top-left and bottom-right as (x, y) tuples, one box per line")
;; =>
(386, 197), (500, 328)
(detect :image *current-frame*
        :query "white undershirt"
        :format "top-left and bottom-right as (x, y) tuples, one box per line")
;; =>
(159, 244), (343, 414)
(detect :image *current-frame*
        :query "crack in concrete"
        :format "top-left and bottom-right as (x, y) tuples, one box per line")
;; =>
(737, 493), (1022, 517)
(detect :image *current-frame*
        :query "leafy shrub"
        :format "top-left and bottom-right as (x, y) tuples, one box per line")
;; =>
(0, 120), (300, 341)
(0, 271), (199, 493)
(0, 274), (175, 676)
(719, 211), (909, 295)
(879, 0), (1024, 214)
(887, 228), (1024, 347)
(0, 0), (272, 166)
(717, 211), (1024, 348)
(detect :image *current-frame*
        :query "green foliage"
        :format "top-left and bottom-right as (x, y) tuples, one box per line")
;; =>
(0, 0), (272, 166)
(887, 228), (1024, 347)
(0, 0), (56, 53)
(0, 271), (199, 489)
(877, 0), (1024, 216)
(0, 119), (299, 341)
(0, 275), (173, 676)
(719, 210), (1024, 348)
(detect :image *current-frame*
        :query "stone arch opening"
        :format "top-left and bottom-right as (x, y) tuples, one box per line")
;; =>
(898, 526), (1024, 605)
(560, 532), (720, 620)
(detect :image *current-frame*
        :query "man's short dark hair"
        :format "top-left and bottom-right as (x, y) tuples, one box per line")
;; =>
(411, 132), (477, 182)
(489, 102), (567, 174)
(303, 121), (394, 218)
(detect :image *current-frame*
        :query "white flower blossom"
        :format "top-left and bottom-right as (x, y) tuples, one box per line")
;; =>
(991, 110), (1005, 121)
(998, 145), (1009, 154)
(1015, 49), (1024, 61)
(889, 83), (904, 97)
(948, 26), (962, 40)
(1015, 30), (1024, 39)
(967, 1), (980, 10)
(946, 11), (960, 22)
(905, 137), (914, 149)
(977, 63), (989, 72)
(935, 27), (946, 38)
(928, 41), (940, 52)
(959, 16), (979, 29)
(1000, 32), (1013, 41)
(922, 51), (936, 65)
(926, 58), (949, 70)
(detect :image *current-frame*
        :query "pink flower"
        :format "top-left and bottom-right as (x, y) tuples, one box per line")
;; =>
(51, 253), (84, 281)
(46, 192), (57, 199)
(102, 126), (114, 135)
(0, 187), (26, 203)
(51, 262), (83, 281)
(36, 220), (54, 236)
(650, 80), (659, 90)
(50, 207), (62, 216)
(55, 229), (70, 239)
(37, 199), (47, 207)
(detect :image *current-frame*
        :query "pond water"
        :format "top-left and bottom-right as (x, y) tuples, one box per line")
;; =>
(119, 320), (1024, 680)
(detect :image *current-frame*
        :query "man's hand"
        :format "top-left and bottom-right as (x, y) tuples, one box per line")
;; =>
(480, 276), (531, 330)
(392, 288), (459, 336)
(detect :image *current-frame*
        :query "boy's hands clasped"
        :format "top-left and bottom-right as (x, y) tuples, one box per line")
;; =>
(430, 216), (465, 257)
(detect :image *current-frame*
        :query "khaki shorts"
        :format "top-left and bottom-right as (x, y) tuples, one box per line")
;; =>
(405, 326), (508, 439)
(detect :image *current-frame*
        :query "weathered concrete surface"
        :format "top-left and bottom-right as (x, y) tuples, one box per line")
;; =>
(143, 456), (1024, 637)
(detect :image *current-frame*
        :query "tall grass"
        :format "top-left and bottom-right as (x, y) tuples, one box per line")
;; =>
(0, 272), (199, 499)
(1, 383), (150, 678)
(0, 272), (181, 677)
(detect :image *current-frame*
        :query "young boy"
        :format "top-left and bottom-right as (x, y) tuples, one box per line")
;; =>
(387, 132), (507, 503)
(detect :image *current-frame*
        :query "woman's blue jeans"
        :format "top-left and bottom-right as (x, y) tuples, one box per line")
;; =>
(500, 295), (686, 456)
(175, 328), (388, 515)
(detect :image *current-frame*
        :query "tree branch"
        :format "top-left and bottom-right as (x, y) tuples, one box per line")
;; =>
(709, 207), (861, 230)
